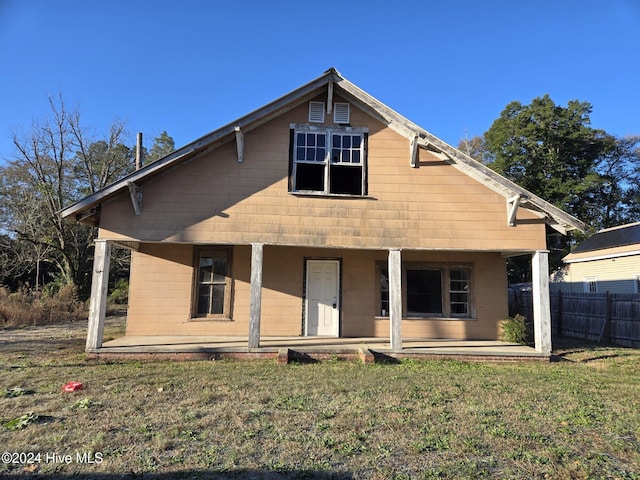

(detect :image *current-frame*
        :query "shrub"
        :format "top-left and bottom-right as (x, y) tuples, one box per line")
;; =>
(500, 314), (528, 344)
(109, 278), (129, 305)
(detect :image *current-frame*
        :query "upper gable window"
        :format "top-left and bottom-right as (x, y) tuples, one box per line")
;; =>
(289, 125), (368, 196)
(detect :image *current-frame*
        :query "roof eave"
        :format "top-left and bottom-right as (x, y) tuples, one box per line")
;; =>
(61, 69), (338, 221)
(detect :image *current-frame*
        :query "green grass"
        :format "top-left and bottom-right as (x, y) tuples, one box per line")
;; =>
(0, 323), (639, 479)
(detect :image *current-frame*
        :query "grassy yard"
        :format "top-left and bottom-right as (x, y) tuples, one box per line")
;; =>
(0, 321), (639, 479)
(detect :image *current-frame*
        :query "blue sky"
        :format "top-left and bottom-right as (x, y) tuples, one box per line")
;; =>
(1, 0), (639, 163)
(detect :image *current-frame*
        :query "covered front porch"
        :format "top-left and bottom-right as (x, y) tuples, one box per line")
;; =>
(86, 240), (553, 359)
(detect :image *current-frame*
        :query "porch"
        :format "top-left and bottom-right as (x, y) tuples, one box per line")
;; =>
(87, 241), (554, 358)
(87, 335), (548, 363)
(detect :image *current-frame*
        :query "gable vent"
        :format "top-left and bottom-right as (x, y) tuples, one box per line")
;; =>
(309, 101), (325, 123)
(334, 103), (350, 124)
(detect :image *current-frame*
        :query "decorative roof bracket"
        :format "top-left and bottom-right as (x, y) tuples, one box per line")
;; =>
(410, 134), (419, 168)
(127, 181), (142, 216)
(234, 126), (244, 163)
(507, 194), (522, 227)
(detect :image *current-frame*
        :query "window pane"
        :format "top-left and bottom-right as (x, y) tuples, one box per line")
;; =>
(213, 252), (227, 282)
(380, 266), (389, 316)
(352, 135), (361, 148)
(297, 133), (305, 146)
(306, 133), (316, 146)
(199, 257), (213, 283)
(333, 135), (341, 148)
(352, 150), (361, 164)
(450, 300), (469, 315)
(407, 270), (442, 314)
(331, 148), (341, 163)
(212, 284), (225, 314)
(450, 270), (469, 292)
(342, 136), (351, 148)
(296, 147), (305, 161)
(197, 284), (211, 314)
(329, 165), (362, 195)
(307, 147), (316, 161)
(295, 163), (325, 191)
(317, 134), (326, 148)
(341, 150), (350, 163)
(317, 147), (325, 161)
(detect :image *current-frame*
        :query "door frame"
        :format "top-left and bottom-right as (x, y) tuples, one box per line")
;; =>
(303, 259), (341, 337)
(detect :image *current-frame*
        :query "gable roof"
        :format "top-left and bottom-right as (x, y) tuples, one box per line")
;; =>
(60, 68), (584, 234)
(564, 223), (640, 263)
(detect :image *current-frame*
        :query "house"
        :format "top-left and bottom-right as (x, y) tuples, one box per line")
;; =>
(552, 222), (640, 294)
(61, 68), (584, 356)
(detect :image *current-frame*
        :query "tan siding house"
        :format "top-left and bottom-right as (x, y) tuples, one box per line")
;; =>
(61, 69), (584, 355)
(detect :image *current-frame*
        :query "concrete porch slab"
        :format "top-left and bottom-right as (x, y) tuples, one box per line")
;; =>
(88, 335), (548, 363)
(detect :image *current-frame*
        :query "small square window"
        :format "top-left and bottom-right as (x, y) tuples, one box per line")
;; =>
(584, 277), (598, 294)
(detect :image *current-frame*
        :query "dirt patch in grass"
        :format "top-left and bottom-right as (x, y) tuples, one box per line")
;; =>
(0, 322), (639, 479)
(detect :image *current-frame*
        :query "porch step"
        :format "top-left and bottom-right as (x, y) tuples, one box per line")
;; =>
(276, 347), (375, 364)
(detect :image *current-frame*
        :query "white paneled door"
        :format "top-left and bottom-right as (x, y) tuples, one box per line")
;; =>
(305, 260), (340, 336)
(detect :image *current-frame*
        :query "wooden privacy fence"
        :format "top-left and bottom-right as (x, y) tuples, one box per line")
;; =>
(511, 290), (640, 348)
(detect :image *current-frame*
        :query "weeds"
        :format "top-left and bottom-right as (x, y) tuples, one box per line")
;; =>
(4, 412), (38, 431)
(0, 284), (85, 327)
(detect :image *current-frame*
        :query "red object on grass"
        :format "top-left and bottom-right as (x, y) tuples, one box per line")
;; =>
(62, 381), (83, 392)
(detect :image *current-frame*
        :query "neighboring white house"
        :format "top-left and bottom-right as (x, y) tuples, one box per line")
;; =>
(552, 223), (640, 294)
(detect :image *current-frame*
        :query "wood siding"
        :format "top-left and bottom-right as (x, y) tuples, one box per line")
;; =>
(98, 96), (546, 252)
(554, 254), (640, 294)
(125, 244), (508, 340)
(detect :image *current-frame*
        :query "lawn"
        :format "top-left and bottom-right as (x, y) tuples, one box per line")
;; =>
(0, 320), (639, 479)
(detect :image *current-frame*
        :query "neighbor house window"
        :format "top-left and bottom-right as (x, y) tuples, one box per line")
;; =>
(584, 277), (598, 294)
(377, 262), (473, 318)
(290, 125), (368, 196)
(194, 247), (232, 318)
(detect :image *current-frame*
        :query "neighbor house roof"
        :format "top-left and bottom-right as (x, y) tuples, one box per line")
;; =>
(60, 68), (585, 234)
(564, 222), (640, 263)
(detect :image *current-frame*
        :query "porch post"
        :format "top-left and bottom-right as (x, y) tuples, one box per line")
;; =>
(86, 239), (111, 351)
(532, 250), (552, 355)
(388, 249), (403, 350)
(248, 243), (264, 349)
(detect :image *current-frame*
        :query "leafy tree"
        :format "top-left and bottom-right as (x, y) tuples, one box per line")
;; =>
(146, 131), (175, 163)
(590, 135), (640, 228)
(0, 94), (135, 296)
(458, 135), (487, 163)
(477, 94), (631, 280)
(483, 95), (613, 223)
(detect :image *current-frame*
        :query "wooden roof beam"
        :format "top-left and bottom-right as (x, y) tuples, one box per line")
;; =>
(410, 134), (419, 168)
(507, 194), (522, 227)
(127, 181), (142, 216)
(234, 126), (244, 163)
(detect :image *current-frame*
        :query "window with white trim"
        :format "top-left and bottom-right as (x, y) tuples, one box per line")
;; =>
(584, 277), (598, 294)
(376, 262), (473, 318)
(290, 125), (368, 196)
